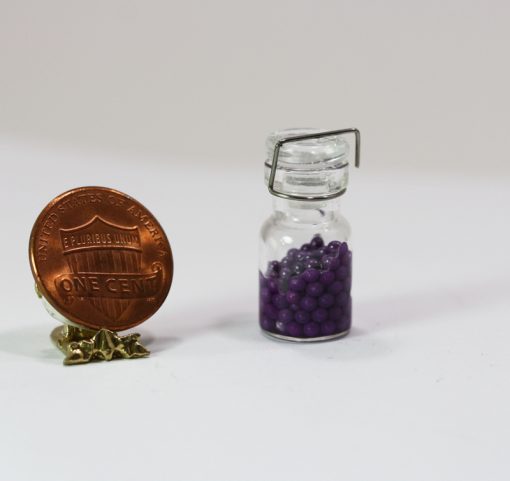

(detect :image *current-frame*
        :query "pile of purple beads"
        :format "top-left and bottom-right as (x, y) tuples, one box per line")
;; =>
(259, 235), (352, 340)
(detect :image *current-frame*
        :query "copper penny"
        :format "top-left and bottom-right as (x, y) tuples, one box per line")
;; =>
(29, 186), (173, 331)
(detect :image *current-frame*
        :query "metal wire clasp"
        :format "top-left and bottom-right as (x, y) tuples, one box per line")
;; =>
(268, 128), (361, 201)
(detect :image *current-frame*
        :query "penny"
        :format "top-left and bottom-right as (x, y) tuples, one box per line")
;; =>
(29, 187), (173, 331)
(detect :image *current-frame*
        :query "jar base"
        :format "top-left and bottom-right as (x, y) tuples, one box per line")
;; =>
(261, 328), (350, 343)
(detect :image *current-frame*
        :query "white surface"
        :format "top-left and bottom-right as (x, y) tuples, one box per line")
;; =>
(0, 139), (509, 481)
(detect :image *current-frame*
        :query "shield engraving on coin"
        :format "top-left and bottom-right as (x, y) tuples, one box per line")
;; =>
(30, 187), (173, 331)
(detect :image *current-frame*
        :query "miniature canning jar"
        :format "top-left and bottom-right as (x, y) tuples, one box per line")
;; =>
(259, 128), (361, 342)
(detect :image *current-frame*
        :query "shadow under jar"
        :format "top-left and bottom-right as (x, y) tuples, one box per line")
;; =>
(259, 128), (361, 342)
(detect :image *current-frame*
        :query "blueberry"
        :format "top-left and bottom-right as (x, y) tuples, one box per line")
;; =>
(306, 282), (324, 297)
(272, 294), (288, 309)
(303, 322), (320, 337)
(318, 293), (335, 308)
(267, 260), (280, 274)
(328, 281), (343, 295)
(302, 268), (320, 283)
(278, 309), (294, 323)
(301, 243), (312, 252)
(286, 290), (301, 305)
(286, 321), (303, 337)
(289, 277), (306, 292)
(321, 320), (337, 336)
(295, 310), (310, 324)
(300, 296), (317, 312)
(296, 252), (307, 261)
(280, 256), (293, 268)
(312, 308), (328, 323)
(310, 235), (324, 249)
(293, 263), (305, 275)
(319, 271), (335, 286)
(287, 248), (299, 259)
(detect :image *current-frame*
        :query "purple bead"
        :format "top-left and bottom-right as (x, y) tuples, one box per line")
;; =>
(327, 240), (342, 251)
(267, 278), (278, 293)
(306, 282), (324, 297)
(328, 281), (343, 295)
(287, 248), (299, 259)
(318, 293), (335, 308)
(286, 290), (301, 305)
(329, 307), (343, 321)
(323, 256), (340, 271)
(286, 321), (303, 337)
(289, 277), (306, 292)
(319, 271), (335, 286)
(272, 294), (288, 309)
(336, 265), (349, 280)
(293, 264), (305, 275)
(263, 304), (278, 320)
(300, 296), (317, 312)
(302, 268), (320, 283)
(340, 251), (352, 266)
(312, 308), (328, 323)
(336, 291), (349, 306)
(305, 259), (320, 269)
(295, 310), (310, 324)
(301, 243), (312, 252)
(310, 235), (324, 249)
(337, 313), (351, 332)
(260, 287), (271, 303)
(260, 317), (275, 331)
(280, 267), (292, 279)
(338, 242), (348, 255)
(321, 320), (337, 336)
(290, 303), (300, 311)
(344, 276), (352, 291)
(303, 322), (320, 337)
(278, 309), (294, 323)
(276, 321), (286, 332)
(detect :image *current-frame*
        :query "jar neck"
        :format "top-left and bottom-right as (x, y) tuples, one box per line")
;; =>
(272, 197), (342, 224)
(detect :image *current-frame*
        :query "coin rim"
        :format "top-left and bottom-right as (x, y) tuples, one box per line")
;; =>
(29, 186), (173, 331)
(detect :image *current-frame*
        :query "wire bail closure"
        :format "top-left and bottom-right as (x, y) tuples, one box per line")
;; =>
(268, 128), (361, 201)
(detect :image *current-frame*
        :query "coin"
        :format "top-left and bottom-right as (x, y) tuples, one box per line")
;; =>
(29, 187), (173, 331)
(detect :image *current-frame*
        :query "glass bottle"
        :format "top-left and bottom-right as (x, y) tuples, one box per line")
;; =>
(259, 128), (361, 342)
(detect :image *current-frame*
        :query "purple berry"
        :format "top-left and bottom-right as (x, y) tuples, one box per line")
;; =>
(302, 268), (320, 283)
(321, 320), (337, 336)
(286, 321), (303, 337)
(319, 271), (335, 286)
(310, 235), (324, 249)
(337, 313), (351, 332)
(289, 303), (300, 311)
(276, 321), (286, 332)
(272, 294), (288, 309)
(286, 290), (301, 304)
(260, 317), (275, 331)
(336, 265), (349, 280)
(326, 240), (342, 254)
(312, 308), (328, 323)
(301, 243), (312, 252)
(278, 309), (294, 323)
(300, 296), (317, 312)
(267, 278), (278, 293)
(303, 322), (320, 337)
(323, 256), (340, 271)
(280, 267), (292, 279)
(289, 277), (305, 292)
(287, 248), (299, 259)
(305, 259), (320, 269)
(293, 264), (305, 275)
(295, 310), (310, 324)
(318, 293), (335, 308)
(260, 287), (271, 303)
(338, 242), (348, 255)
(306, 282), (324, 297)
(263, 304), (278, 320)
(329, 307), (343, 321)
(328, 281), (343, 295)
(337, 291), (349, 306)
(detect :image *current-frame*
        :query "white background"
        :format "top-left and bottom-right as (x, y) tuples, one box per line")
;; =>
(1, 1), (509, 480)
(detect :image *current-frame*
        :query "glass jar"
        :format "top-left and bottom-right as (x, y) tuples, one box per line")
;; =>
(259, 128), (361, 342)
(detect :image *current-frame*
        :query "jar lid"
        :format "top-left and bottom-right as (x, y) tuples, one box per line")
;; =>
(264, 128), (360, 200)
